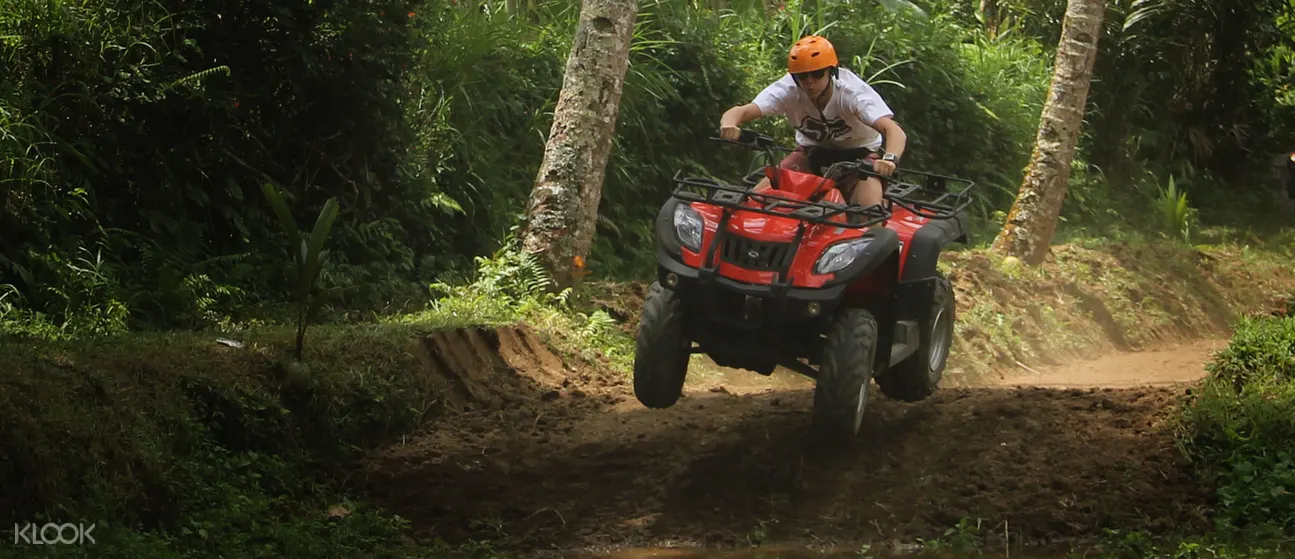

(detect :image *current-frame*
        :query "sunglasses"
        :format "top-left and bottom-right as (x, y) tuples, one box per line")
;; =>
(793, 68), (830, 81)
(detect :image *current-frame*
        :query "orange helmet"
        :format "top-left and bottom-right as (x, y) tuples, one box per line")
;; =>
(788, 35), (839, 74)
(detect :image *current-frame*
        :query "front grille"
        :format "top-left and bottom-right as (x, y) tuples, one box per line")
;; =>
(720, 236), (794, 271)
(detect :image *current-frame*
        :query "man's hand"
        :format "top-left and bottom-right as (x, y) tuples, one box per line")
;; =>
(872, 158), (896, 177)
(719, 104), (762, 141)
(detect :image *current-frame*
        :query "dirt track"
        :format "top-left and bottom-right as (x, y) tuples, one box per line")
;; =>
(360, 329), (1221, 556)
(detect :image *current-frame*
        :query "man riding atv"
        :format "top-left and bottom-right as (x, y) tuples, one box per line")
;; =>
(718, 35), (909, 209)
(632, 35), (974, 438)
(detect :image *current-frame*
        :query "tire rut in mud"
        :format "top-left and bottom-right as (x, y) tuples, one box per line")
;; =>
(361, 365), (1211, 552)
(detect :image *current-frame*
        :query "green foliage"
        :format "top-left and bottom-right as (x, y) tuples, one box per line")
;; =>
(2, 0), (440, 332)
(0, 249), (130, 340)
(1156, 175), (1199, 244)
(3, 0), (1294, 336)
(0, 261), (637, 557)
(0, 0), (1057, 331)
(1086, 527), (1290, 558)
(1177, 315), (1295, 536)
(262, 183), (341, 360)
(396, 239), (637, 371)
(0, 325), (448, 557)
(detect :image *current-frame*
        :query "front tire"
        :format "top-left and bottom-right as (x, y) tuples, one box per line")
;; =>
(633, 281), (690, 409)
(812, 308), (880, 438)
(876, 273), (955, 402)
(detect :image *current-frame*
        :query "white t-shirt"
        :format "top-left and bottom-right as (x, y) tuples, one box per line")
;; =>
(751, 67), (894, 151)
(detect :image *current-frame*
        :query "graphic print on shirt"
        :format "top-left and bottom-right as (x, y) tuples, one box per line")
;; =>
(797, 115), (852, 143)
(750, 68), (895, 150)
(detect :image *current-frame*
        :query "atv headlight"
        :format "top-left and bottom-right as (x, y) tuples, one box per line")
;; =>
(815, 238), (872, 275)
(673, 204), (703, 251)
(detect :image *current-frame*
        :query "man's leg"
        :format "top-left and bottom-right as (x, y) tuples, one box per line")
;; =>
(852, 176), (883, 207)
(819, 149), (883, 207)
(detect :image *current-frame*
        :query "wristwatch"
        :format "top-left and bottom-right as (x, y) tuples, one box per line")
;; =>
(881, 152), (899, 163)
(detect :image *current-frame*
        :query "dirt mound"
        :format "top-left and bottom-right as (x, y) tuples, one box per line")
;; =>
(420, 326), (621, 410)
(406, 325), (629, 444)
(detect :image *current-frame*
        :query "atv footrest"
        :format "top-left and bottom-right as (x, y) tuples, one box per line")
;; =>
(888, 320), (920, 367)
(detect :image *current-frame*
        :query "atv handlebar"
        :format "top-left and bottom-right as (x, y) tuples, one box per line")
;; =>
(672, 171), (891, 230)
(708, 129), (792, 152)
(708, 131), (977, 221)
(822, 159), (978, 220)
(710, 129), (792, 170)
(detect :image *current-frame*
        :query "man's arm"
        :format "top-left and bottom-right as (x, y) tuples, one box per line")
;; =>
(719, 103), (764, 139)
(871, 115), (907, 160)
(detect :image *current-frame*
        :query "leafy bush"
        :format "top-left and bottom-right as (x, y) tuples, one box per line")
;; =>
(1, 0), (444, 332)
(0, 247), (635, 558)
(1177, 315), (1295, 536)
(0, 325), (447, 557)
(5, 0), (1289, 336)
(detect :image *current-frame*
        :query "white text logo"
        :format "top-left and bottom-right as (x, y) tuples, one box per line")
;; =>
(12, 523), (96, 545)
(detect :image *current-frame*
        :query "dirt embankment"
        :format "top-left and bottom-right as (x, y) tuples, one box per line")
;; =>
(586, 242), (1295, 378)
(357, 322), (1221, 556)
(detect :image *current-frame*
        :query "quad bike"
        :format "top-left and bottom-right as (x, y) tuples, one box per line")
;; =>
(632, 130), (976, 438)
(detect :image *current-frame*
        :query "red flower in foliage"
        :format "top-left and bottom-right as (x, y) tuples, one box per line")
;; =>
(408, 11), (415, 17)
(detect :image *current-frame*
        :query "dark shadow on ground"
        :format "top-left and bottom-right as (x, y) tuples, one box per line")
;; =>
(358, 383), (1211, 554)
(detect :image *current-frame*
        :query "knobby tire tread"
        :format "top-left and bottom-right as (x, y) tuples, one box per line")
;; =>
(813, 308), (879, 438)
(633, 282), (689, 409)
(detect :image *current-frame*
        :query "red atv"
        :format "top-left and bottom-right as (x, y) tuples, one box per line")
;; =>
(632, 130), (976, 438)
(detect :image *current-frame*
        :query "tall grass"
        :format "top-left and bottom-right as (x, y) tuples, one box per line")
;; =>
(1177, 314), (1295, 537)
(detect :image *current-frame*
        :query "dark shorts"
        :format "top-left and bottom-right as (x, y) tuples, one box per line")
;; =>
(778, 145), (879, 197)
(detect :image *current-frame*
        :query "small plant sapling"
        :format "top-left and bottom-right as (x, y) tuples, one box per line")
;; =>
(261, 182), (340, 361)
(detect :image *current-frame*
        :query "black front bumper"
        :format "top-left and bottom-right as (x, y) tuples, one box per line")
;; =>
(657, 249), (845, 330)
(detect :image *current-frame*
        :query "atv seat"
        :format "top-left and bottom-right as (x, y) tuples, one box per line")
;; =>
(764, 166), (838, 202)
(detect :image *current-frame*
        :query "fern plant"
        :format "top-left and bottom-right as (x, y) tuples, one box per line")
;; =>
(1156, 174), (1196, 244)
(262, 183), (340, 361)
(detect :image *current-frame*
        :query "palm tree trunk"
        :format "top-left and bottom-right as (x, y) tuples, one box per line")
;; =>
(519, 0), (638, 290)
(980, 0), (1000, 36)
(990, 0), (1106, 265)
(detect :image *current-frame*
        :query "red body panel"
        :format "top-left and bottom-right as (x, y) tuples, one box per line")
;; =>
(766, 166), (836, 200)
(681, 166), (931, 293)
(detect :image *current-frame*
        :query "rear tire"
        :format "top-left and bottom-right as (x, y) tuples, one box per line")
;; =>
(876, 273), (955, 402)
(633, 281), (690, 409)
(812, 308), (880, 438)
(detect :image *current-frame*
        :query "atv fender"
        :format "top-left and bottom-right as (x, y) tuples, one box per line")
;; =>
(900, 211), (968, 283)
(882, 212), (968, 367)
(824, 227), (900, 288)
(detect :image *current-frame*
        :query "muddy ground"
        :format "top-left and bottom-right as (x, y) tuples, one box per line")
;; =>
(359, 328), (1222, 556)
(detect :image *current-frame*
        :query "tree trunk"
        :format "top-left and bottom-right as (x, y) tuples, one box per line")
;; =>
(519, 0), (638, 291)
(989, 0), (1105, 265)
(979, 0), (999, 37)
